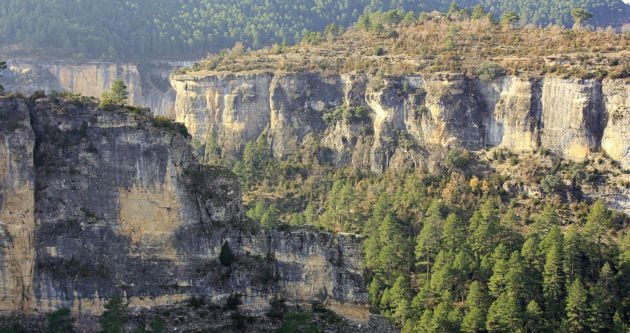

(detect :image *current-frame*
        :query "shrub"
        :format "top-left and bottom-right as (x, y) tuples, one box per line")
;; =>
(219, 241), (235, 267)
(151, 116), (189, 137)
(277, 312), (319, 333)
(46, 308), (74, 333)
(540, 174), (563, 194)
(474, 62), (506, 81)
(100, 295), (127, 333)
(224, 293), (241, 310)
(446, 148), (472, 169)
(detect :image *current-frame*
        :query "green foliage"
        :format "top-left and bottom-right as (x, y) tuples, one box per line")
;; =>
(100, 295), (127, 333)
(471, 5), (486, 20)
(500, 11), (520, 28)
(543, 244), (564, 323)
(0, 326), (21, 333)
(99, 80), (128, 107)
(461, 281), (487, 333)
(474, 62), (505, 82)
(260, 204), (280, 229)
(150, 317), (166, 333)
(223, 128), (628, 332)
(301, 31), (322, 45)
(571, 8), (593, 26)
(219, 241), (236, 267)
(540, 174), (563, 194)
(46, 308), (74, 333)
(446, 148), (472, 169)
(277, 312), (319, 333)
(566, 279), (589, 332)
(0, 0), (626, 62)
(322, 106), (370, 125)
(151, 116), (190, 137)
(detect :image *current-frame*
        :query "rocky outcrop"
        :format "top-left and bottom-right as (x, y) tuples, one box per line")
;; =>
(4, 60), (190, 117)
(0, 98), (36, 313)
(0, 96), (369, 329)
(171, 71), (629, 171)
(602, 79), (630, 169)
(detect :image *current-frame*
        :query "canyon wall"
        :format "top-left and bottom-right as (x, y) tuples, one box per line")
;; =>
(3, 60), (189, 117)
(171, 72), (629, 171)
(0, 96), (369, 328)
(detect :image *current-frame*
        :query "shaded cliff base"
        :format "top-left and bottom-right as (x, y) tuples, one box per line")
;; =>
(0, 300), (397, 333)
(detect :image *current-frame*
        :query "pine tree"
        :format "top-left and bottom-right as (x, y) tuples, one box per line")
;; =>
(100, 80), (129, 107)
(415, 201), (444, 279)
(204, 129), (220, 163)
(524, 300), (545, 332)
(447, 1), (461, 19)
(46, 308), (74, 333)
(571, 8), (593, 29)
(431, 291), (455, 332)
(368, 277), (384, 307)
(489, 255), (509, 298)
(563, 225), (584, 284)
(246, 200), (267, 221)
(471, 5), (486, 20)
(260, 204), (280, 229)
(589, 263), (615, 332)
(443, 212), (465, 251)
(539, 227), (564, 263)
(241, 141), (256, 182)
(149, 317), (165, 333)
(542, 244), (564, 323)
(505, 252), (526, 302)
(500, 11), (520, 29)
(532, 205), (559, 237)
(584, 200), (612, 272)
(500, 209), (523, 253)
(566, 279), (589, 333)
(468, 200), (500, 259)
(219, 241), (235, 267)
(386, 276), (412, 325)
(378, 214), (413, 284)
(486, 292), (522, 332)
(521, 236), (543, 299)
(618, 232), (630, 331)
(430, 251), (455, 293)
(416, 308), (433, 333)
(461, 281), (487, 333)
(100, 295), (127, 333)
(453, 249), (474, 302)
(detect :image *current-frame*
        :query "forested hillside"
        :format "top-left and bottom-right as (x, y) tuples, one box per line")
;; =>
(0, 0), (627, 60)
(229, 139), (630, 332)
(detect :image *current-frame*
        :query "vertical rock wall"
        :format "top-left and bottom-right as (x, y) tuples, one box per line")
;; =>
(171, 71), (629, 171)
(0, 96), (370, 325)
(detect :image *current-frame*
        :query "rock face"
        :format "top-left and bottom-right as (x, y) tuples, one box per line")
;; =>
(171, 71), (629, 171)
(4, 60), (190, 117)
(0, 96), (369, 328)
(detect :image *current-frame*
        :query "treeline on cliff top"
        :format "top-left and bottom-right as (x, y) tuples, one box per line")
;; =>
(190, 8), (628, 80)
(0, 0), (628, 61)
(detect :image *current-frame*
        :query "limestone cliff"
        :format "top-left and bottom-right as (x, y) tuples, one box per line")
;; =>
(0, 96), (369, 328)
(3, 60), (189, 117)
(171, 71), (629, 171)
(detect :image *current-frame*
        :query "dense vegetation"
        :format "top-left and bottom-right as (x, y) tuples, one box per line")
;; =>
(211, 131), (630, 332)
(192, 8), (629, 79)
(0, 0), (627, 60)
